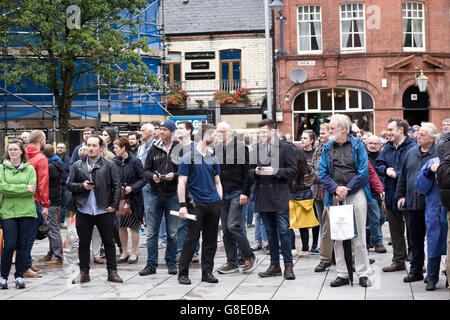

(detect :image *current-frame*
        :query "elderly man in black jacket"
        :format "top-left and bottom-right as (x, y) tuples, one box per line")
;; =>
(215, 122), (257, 275)
(250, 119), (298, 280)
(395, 122), (439, 283)
(67, 135), (122, 284)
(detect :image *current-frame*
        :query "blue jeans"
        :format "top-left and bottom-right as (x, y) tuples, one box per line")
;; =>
(177, 218), (199, 256)
(1, 217), (34, 279)
(260, 210), (293, 267)
(366, 198), (384, 246)
(25, 202), (43, 270)
(159, 215), (167, 245)
(60, 186), (67, 224)
(426, 256), (442, 283)
(144, 193), (179, 267)
(246, 201), (254, 225)
(237, 203), (249, 260)
(254, 212), (268, 243)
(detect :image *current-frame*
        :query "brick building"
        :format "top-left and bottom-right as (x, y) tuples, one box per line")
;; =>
(163, 0), (272, 129)
(272, 0), (449, 141)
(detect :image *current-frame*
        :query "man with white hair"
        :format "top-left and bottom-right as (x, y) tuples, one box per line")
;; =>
(395, 122), (438, 283)
(137, 123), (155, 166)
(215, 121), (257, 275)
(318, 114), (372, 287)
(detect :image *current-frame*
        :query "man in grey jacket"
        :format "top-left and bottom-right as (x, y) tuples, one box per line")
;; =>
(395, 122), (438, 283)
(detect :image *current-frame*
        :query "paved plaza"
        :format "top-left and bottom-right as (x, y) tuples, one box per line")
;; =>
(0, 223), (448, 301)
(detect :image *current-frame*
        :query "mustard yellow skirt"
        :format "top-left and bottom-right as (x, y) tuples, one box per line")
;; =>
(289, 199), (319, 229)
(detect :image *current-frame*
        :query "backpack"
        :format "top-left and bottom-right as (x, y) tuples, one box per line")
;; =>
(436, 137), (450, 210)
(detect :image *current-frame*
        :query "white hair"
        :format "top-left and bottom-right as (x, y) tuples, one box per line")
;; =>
(420, 122), (439, 139)
(330, 114), (352, 134)
(141, 123), (154, 132)
(217, 121), (233, 131)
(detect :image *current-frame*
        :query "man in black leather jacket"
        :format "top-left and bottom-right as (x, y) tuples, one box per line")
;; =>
(67, 135), (122, 284)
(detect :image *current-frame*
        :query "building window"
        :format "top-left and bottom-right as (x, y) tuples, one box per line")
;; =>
(340, 3), (365, 53)
(297, 5), (322, 54)
(292, 88), (374, 141)
(220, 50), (241, 91)
(402, 2), (425, 51)
(165, 53), (182, 89)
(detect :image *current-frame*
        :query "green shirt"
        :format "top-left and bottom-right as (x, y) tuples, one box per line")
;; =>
(0, 161), (37, 220)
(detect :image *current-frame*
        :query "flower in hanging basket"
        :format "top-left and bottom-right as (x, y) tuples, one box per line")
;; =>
(167, 88), (188, 108)
(213, 88), (252, 107)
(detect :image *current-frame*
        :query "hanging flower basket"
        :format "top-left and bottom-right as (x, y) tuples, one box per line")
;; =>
(167, 89), (189, 108)
(213, 88), (253, 107)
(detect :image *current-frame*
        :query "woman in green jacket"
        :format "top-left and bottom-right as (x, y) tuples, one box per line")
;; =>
(0, 139), (36, 289)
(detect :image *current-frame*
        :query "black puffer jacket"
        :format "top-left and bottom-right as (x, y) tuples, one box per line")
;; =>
(49, 158), (64, 206)
(67, 156), (121, 212)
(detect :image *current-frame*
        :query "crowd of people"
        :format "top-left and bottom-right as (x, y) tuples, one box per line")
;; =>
(0, 115), (448, 292)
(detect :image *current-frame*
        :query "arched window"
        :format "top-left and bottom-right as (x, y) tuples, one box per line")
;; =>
(292, 88), (375, 142)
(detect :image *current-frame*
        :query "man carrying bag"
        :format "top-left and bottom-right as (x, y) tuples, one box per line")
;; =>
(318, 114), (372, 288)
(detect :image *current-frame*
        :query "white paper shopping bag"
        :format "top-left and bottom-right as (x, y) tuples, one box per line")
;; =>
(329, 204), (355, 241)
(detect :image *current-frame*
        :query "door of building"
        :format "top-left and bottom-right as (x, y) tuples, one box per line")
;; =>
(402, 85), (429, 126)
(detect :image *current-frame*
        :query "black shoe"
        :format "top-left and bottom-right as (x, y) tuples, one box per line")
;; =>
(314, 261), (331, 272)
(369, 258), (375, 265)
(359, 277), (371, 287)
(425, 282), (436, 291)
(139, 265), (156, 276)
(258, 264), (282, 278)
(403, 272), (424, 283)
(201, 272), (218, 283)
(330, 277), (350, 287)
(178, 274), (191, 285)
(117, 254), (129, 263)
(167, 264), (177, 275)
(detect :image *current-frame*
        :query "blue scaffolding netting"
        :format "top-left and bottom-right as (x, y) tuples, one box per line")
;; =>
(0, 0), (165, 122)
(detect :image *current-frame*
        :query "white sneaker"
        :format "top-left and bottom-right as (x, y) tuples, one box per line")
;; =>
(299, 251), (310, 258)
(15, 277), (25, 289)
(291, 249), (299, 258)
(0, 277), (8, 289)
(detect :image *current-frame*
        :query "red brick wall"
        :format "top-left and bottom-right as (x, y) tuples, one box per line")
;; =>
(273, 0), (450, 137)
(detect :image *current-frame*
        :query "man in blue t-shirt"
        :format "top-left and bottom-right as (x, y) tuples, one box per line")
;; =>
(177, 122), (223, 285)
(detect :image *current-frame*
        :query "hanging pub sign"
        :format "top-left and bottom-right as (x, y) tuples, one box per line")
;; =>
(185, 72), (215, 80)
(191, 62), (209, 70)
(185, 51), (215, 60)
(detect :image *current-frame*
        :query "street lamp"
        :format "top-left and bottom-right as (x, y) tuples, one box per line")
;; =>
(265, 0), (286, 120)
(416, 69), (428, 92)
(270, 0), (286, 55)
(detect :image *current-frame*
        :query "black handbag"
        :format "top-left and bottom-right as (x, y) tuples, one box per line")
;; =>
(65, 192), (79, 214)
(36, 220), (50, 240)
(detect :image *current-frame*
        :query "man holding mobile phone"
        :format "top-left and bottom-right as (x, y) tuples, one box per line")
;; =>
(140, 120), (181, 277)
(67, 135), (122, 284)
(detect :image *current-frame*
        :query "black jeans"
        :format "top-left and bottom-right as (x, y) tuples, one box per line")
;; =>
(1, 217), (34, 279)
(179, 201), (221, 275)
(76, 212), (117, 273)
(221, 196), (254, 264)
(407, 209), (426, 275)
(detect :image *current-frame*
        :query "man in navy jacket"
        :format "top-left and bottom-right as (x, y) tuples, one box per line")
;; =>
(376, 118), (416, 273)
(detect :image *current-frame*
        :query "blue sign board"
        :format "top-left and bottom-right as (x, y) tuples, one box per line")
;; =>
(169, 116), (207, 129)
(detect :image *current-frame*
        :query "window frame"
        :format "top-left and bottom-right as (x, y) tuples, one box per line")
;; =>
(291, 88), (375, 142)
(297, 5), (323, 55)
(339, 3), (366, 53)
(402, 1), (426, 52)
(219, 49), (242, 91)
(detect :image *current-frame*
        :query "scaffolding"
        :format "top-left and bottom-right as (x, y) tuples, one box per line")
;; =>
(0, 0), (170, 142)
